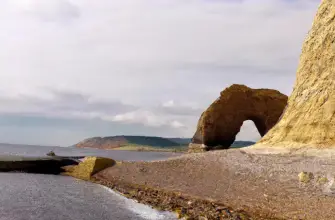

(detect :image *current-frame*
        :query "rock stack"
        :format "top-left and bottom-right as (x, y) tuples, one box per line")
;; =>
(189, 84), (288, 152)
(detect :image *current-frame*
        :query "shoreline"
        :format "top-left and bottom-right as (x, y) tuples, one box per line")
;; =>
(91, 176), (275, 220)
(112, 146), (187, 153)
(5, 149), (335, 219)
(93, 149), (335, 220)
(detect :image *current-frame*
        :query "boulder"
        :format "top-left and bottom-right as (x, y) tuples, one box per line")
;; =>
(189, 84), (288, 152)
(255, 0), (335, 149)
(63, 156), (115, 180)
(298, 172), (313, 183)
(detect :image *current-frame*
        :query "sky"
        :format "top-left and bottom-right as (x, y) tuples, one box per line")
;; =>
(0, 0), (320, 146)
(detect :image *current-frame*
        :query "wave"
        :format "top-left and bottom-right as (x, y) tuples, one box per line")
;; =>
(100, 185), (176, 220)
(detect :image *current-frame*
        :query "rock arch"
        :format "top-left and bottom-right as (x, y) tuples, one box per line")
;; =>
(188, 84), (288, 152)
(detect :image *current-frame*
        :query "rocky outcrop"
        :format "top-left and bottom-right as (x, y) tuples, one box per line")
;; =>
(0, 156), (79, 174)
(189, 84), (288, 152)
(255, 0), (335, 149)
(63, 157), (115, 180)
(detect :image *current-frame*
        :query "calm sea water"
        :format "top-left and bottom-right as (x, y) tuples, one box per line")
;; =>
(0, 144), (180, 220)
(0, 143), (183, 161)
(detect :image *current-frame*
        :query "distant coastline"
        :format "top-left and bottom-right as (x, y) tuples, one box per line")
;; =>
(73, 135), (256, 152)
(0, 142), (62, 148)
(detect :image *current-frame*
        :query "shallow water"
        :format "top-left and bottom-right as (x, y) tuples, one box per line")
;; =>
(0, 173), (177, 220)
(0, 144), (180, 220)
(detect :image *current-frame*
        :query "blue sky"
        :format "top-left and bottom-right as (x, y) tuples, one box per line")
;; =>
(0, 0), (320, 146)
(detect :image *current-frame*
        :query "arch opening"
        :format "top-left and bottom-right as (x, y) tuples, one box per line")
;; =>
(233, 120), (262, 148)
(202, 119), (264, 151)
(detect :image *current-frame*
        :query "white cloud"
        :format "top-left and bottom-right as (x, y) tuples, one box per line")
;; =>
(0, 90), (136, 120)
(170, 120), (185, 129)
(111, 109), (187, 130)
(159, 100), (203, 116)
(0, 0), (320, 145)
(9, 0), (80, 22)
(162, 100), (175, 108)
(112, 110), (162, 127)
(0, 89), (194, 130)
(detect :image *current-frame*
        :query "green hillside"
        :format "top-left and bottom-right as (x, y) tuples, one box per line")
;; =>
(75, 135), (255, 152)
(119, 136), (182, 148)
(167, 138), (192, 145)
(75, 135), (185, 151)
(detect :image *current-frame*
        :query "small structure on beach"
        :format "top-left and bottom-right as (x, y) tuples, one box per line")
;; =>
(46, 151), (56, 157)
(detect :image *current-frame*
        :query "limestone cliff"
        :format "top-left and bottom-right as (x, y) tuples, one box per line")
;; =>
(255, 0), (335, 149)
(189, 84), (288, 152)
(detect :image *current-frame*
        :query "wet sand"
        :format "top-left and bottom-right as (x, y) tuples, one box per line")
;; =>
(94, 149), (335, 220)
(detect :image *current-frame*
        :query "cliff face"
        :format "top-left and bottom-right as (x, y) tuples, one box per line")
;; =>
(256, 0), (335, 148)
(189, 84), (288, 152)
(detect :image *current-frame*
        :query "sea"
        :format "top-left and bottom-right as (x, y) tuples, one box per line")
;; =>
(0, 143), (181, 220)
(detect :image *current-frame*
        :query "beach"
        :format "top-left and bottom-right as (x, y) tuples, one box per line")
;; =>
(94, 149), (335, 219)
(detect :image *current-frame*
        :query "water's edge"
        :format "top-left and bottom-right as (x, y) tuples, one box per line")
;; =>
(0, 144), (180, 220)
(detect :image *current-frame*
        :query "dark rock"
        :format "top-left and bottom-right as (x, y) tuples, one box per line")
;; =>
(0, 157), (79, 175)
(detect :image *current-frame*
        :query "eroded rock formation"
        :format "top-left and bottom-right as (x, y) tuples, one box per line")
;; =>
(63, 157), (115, 180)
(189, 84), (288, 152)
(255, 0), (335, 149)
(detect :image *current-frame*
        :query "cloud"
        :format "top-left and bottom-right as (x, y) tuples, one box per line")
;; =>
(111, 108), (187, 128)
(112, 110), (162, 127)
(0, 0), (320, 145)
(0, 114), (187, 146)
(162, 100), (175, 108)
(10, 0), (80, 22)
(159, 100), (203, 116)
(170, 120), (186, 129)
(0, 89), (189, 130)
(0, 89), (137, 120)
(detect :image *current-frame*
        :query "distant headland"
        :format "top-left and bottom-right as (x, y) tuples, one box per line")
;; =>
(74, 135), (255, 152)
